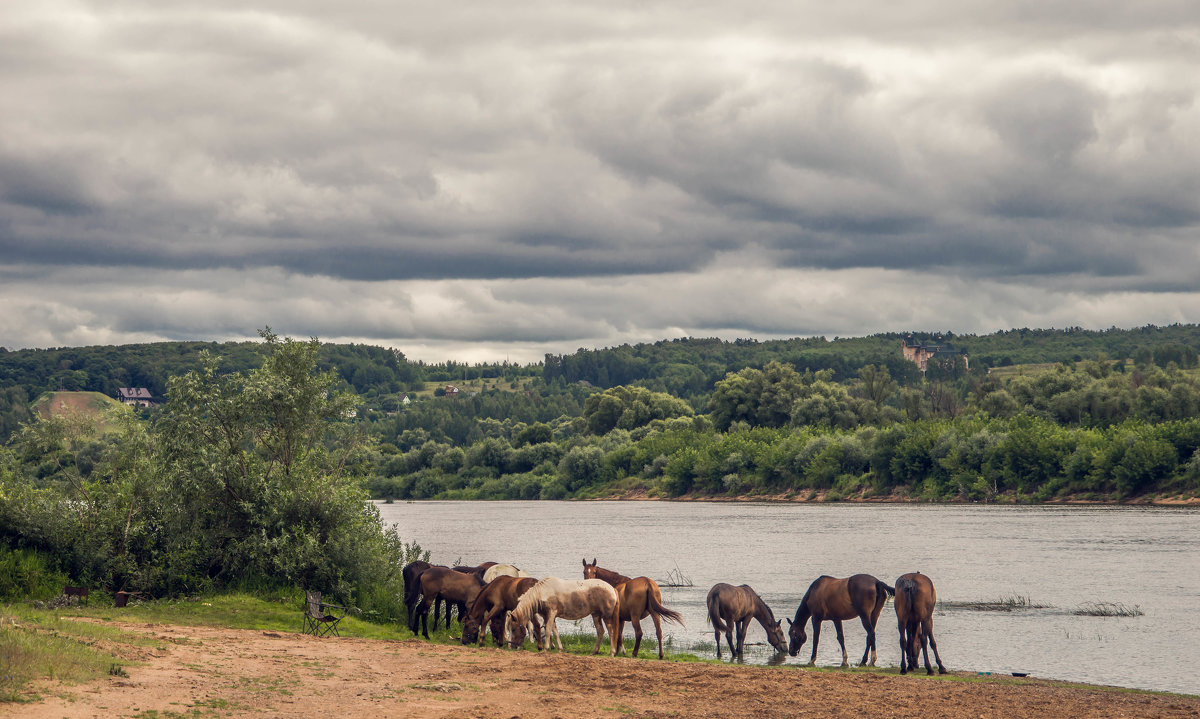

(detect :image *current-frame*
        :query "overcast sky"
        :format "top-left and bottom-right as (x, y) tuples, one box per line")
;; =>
(2, 1), (1199, 363)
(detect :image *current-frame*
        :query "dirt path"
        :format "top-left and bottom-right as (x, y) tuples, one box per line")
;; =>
(8, 622), (1199, 719)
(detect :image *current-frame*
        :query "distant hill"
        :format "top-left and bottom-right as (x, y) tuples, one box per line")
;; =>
(31, 391), (125, 432)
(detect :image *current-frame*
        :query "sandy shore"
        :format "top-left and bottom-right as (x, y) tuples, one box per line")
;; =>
(7, 621), (1199, 719)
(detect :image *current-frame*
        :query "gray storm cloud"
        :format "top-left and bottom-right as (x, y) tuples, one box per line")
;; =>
(2, 1), (1198, 358)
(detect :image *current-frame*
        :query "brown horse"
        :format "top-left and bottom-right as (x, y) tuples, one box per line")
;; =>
(409, 566), (484, 639)
(705, 583), (788, 660)
(403, 560), (460, 631)
(461, 575), (541, 647)
(582, 559), (684, 659)
(402, 560), (431, 615)
(788, 574), (894, 667)
(895, 572), (946, 675)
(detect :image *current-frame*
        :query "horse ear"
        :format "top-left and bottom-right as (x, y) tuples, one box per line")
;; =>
(592, 557), (596, 565)
(787, 618), (792, 626)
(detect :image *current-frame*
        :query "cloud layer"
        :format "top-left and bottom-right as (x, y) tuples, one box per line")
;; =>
(3, 1), (1198, 361)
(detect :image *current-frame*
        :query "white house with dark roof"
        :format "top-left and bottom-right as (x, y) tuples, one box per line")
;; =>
(116, 387), (155, 407)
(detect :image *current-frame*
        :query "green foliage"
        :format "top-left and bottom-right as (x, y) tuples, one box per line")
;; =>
(583, 385), (693, 434)
(0, 548), (68, 601)
(1, 331), (417, 622)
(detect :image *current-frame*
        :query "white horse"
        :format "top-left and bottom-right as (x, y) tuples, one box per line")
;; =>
(483, 563), (531, 584)
(505, 577), (621, 655)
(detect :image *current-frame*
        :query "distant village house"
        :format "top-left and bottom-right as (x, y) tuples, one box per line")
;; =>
(901, 338), (969, 374)
(116, 387), (155, 407)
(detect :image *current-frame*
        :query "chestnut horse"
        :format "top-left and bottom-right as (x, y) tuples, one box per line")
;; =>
(461, 575), (541, 647)
(505, 577), (621, 655)
(788, 574), (894, 667)
(705, 583), (788, 660)
(409, 566), (484, 639)
(895, 572), (946, 675)
(582, 559), (684, 659)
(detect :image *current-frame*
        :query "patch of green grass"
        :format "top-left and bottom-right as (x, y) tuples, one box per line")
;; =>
(0, 609), (131, 702)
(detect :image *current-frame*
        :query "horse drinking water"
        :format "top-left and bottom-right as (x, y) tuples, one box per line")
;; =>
(895, 571), (947, 675)
(788, 573), (894, 667)
(705, 583), (788, 660)
(582, 559), (684, 659)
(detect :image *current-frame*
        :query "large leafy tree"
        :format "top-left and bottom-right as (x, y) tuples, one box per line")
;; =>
(153, 329), (397, 597)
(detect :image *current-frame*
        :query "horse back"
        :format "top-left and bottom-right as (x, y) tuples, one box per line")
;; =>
(895, 572), (936, 620)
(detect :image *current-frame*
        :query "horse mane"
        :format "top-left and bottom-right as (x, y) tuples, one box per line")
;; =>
(750, 587), (778, 624)
(593, 565), (632, 586)
(793, 577), (825, 623)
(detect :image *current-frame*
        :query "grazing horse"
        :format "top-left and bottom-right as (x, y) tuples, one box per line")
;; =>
(705, 583), (789, 660)
(461, 575), (541, 647)
(505, 577), (621, 656)
(483, 563), (531, 584)
(788, 574), (894, 667)
(402, 560), (432, 616)
(582, 559), (684, 659)
(403, 561), (460, 631)
(895, 572), (947, 675)
(410, 566), (484, 639)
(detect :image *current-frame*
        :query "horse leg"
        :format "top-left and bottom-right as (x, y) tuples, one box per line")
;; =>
(590, 613), (605, 655)
(858, 612), (875, 666)
(651, 610), (665, 659)
(735, 617), (750, 660)
(723, 612), (737, 659)
(608, 611), (621, 657)
(924, 617), (946, 674)
(415, 597), (432, 639)
(833, 619), (848, 667)
(807, 618), (822, 665)
(630, 617), (643, 658)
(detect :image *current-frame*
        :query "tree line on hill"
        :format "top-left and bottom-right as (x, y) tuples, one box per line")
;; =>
(4, 326), (1200, 603)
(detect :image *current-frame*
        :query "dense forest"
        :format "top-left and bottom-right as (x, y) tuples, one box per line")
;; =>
(4, 323), (1200, 521)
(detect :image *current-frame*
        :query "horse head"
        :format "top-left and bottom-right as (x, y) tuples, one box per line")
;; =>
(582, 558), (598, 579)
(460, 617), (480, 645)
(504, 611), (527, 649)
(787, 617), (808, 657)
(765, 619), (788, 654)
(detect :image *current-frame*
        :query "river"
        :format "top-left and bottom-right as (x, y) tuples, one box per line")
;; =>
(377, 500), (1199, 695)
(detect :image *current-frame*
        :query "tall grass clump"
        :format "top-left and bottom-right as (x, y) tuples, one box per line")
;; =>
(0, 549), (68, 602)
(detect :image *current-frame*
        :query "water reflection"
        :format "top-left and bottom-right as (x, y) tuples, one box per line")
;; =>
(378, 500), (1199, 694)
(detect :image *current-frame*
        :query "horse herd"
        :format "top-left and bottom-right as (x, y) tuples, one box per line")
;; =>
(402, 559), (947, 676)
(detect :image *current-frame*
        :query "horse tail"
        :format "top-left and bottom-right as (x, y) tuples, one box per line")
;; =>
(878, 580), (896, 598)
(648, 590), (685, 626)
(706, 591), (726, 632)
(896, 576), (917, 602)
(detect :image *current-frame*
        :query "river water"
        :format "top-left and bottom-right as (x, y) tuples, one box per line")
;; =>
(377, 500), (1199, 695)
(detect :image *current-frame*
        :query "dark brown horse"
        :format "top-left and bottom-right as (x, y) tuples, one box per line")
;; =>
(402, 560), (431, 614)
(705, 583), (788, 659)
(582, 559), (684, 659)
(788, 574), (894, 667)
(461, 575), (541, 647)
(409, 566), (484, 639)
(895, 572), (946, 675)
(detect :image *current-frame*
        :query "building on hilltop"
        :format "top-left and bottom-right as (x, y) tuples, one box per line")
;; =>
(116, 387), (155, 407)
(901, 337), (969, 375)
